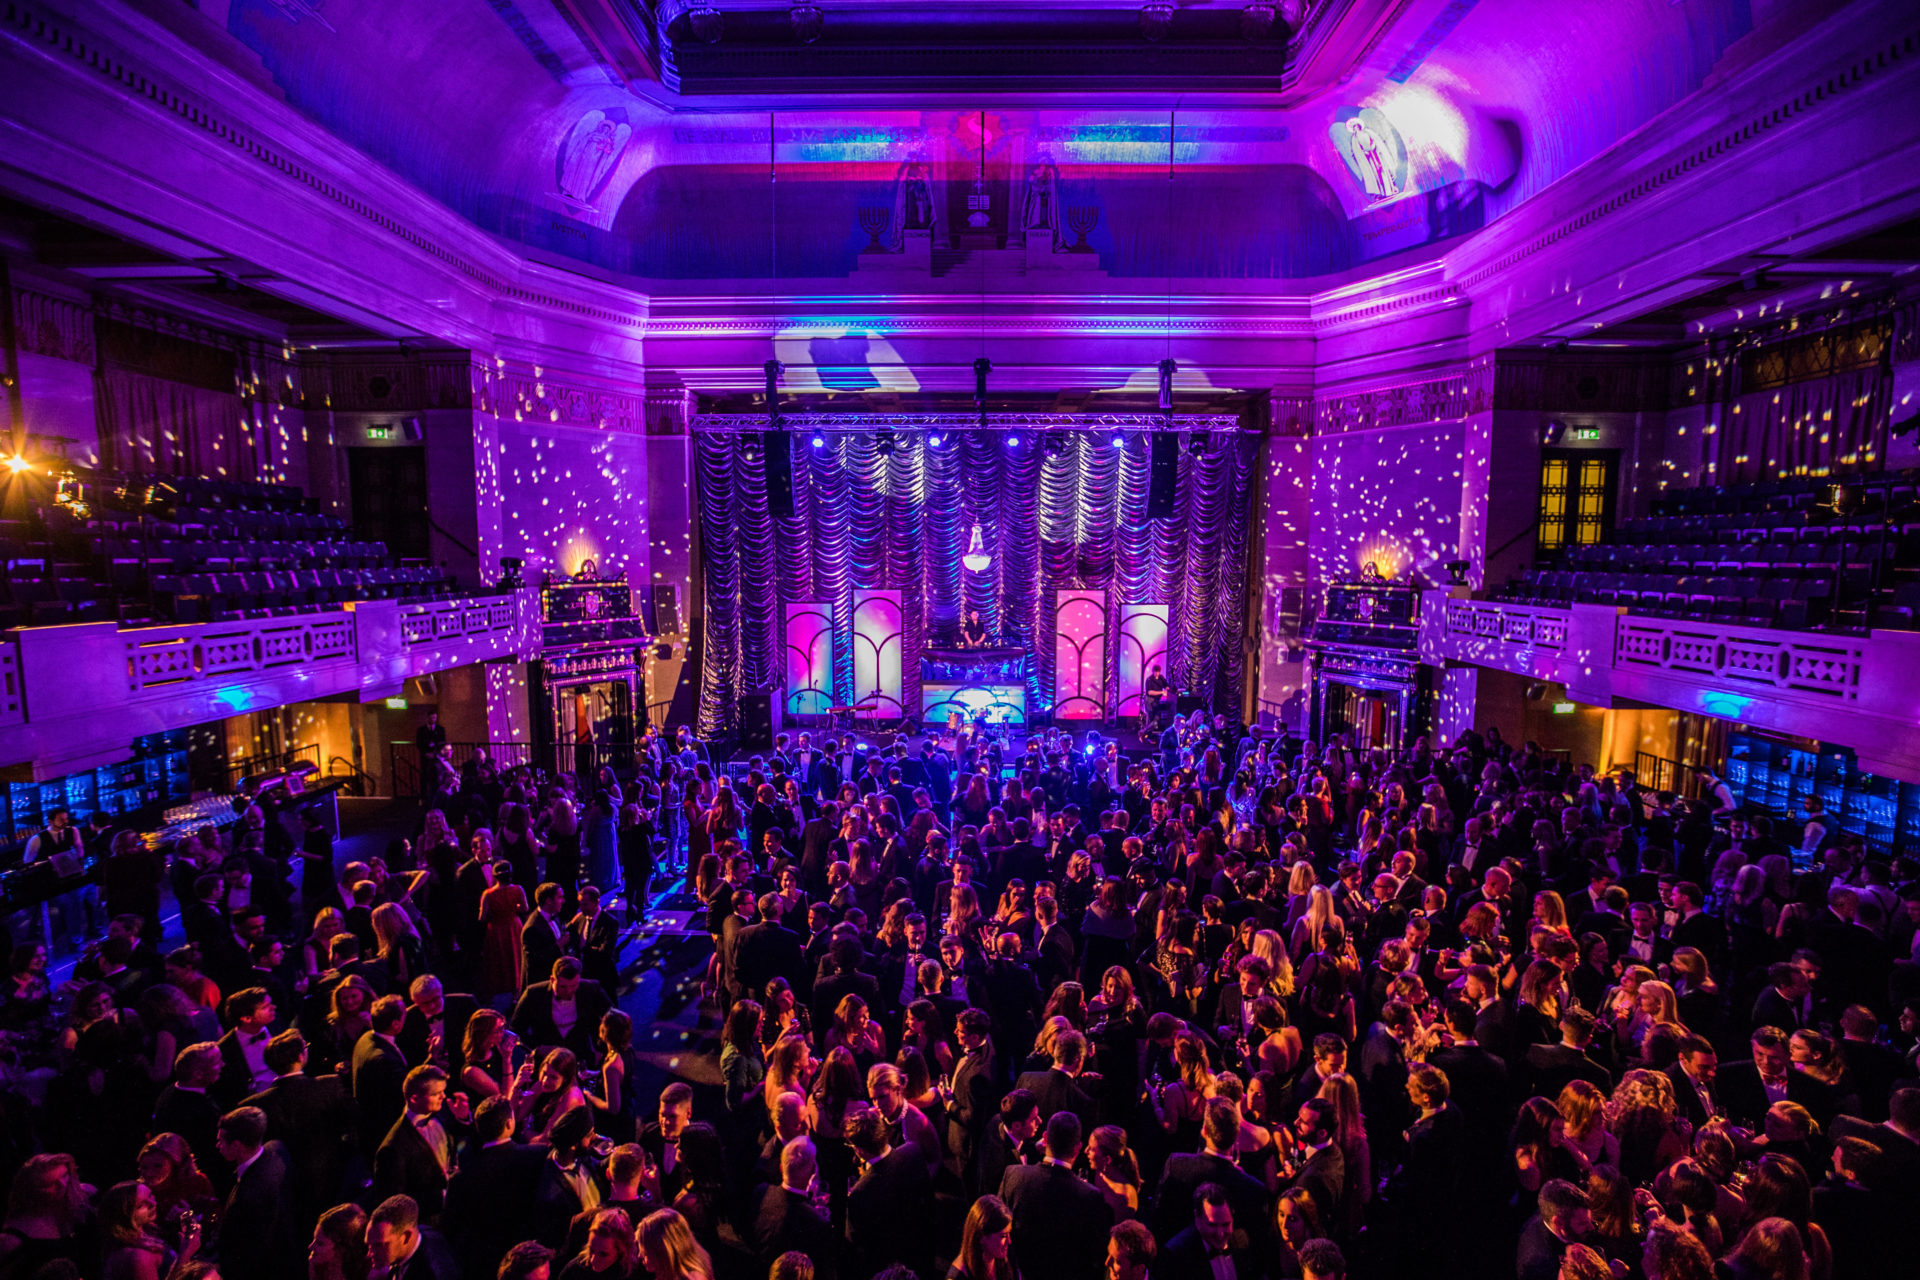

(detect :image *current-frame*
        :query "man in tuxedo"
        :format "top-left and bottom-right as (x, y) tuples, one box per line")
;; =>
(397, 976), (479, 1077)
(798, 802), (839, 896)
(212, 1106), (294, 1278)
(1013, 1028), (1098, 1132)
(1752, 962), (1811, 1034)
(443, 1097), (547, 1279)
(366, 1192), (461, 1280)
(733, 894), (805, 1005)
(375, 1065), (467, 1219)
(1666, 1035), (1723, 1131)
(1155, 1098), (1271, 1249)
(752, 1136), (839, 1280)
(946, 1008), (1000, 1179)
(1516, 1180), (1593, 1280)
(1718, 1026), (1821, 1128)
(567, 885), (622, 994)
(511, 956), (612, 1060)
(1429, 1002), (1511, 1153)
(1668, 882), (1725, 968)
(353, 996), (412, 1156)
(153, 1043), (225, 1175)
(214, 986), (280, 1107)
(974, 1089), (1041, 1199)
(845, 1103), (934, 1278)
(535, 1106), (611, 1249)
(243, 1030), (355, 1215)
(999, 1111), (1113, 1280)
(520, 882), (570, 990)
(1155, 1183), (1250, 1280)
(1523, 1008), (1614, 1099)
(811, 937), (881, 1035)
(1832, 1087), (1920, 1197)
(1284, 1099), (1347, 1232)
(639, 1082), (698, 1205)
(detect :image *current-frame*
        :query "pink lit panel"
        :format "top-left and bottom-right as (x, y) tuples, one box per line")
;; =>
(784, 602), (834, 716)
(1053, 589), (1108, 720)
(1117, 603), (1169, 717)
(852, 590), (903, 720)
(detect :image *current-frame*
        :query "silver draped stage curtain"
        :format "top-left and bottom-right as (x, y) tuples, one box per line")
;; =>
(694, 415), (1257, 737)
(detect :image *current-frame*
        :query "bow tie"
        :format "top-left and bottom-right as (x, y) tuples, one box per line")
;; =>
(245, 1030), (269, 1046)
(1206, 1247), (1233, 1260)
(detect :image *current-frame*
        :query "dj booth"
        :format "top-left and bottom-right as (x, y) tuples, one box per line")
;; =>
(920, 648), (1028, 725)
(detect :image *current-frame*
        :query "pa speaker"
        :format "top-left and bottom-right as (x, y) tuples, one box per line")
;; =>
(739, 693), (774, 751)
(1147, 432), (1179, 518)
(765, 431), (795, 519)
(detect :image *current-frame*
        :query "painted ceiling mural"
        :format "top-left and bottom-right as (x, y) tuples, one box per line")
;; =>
(222, 0), (1755, 286)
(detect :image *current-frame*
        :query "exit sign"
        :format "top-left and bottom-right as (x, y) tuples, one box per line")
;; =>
(1568, 427), (1602, 442)
(366, 425), (394, 440)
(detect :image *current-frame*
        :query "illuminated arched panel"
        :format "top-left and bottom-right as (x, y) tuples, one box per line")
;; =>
(852, 590), (903, 720)
(784, 602), (834, 716)
(1117, 603), (1169, 717)
(1053, 589), (1108, 720)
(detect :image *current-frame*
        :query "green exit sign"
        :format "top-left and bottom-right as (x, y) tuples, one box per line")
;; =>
(1568, 427), (1602, 442)
(384, 697), (408, 710)
(366, 425), (394, 440)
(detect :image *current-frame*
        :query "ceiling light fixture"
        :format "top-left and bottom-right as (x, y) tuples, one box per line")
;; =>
(687, 3), (724, 42)
(962, 523), (993, 573)
(789, 1), (823, 43)
(1140, 1), (1173, 42)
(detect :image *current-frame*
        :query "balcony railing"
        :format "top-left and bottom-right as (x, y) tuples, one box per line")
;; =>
(0, 589), (540, 781)
(1423, 590), (1920, 781)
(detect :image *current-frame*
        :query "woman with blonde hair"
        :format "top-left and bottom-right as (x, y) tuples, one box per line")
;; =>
(1555, 1080), (1620, 1167)
(564, 1206), (637, 1278)
(1609, 1068), (1688, 1184)
(1289, 885), (1337, 960)
(369, 901), (426, 991)
(762, 1034), (814, 1116)
(1250, 929), (1296, 998)
(636, 1208), (713, 1280)
(1631, 979), (1683, 1060)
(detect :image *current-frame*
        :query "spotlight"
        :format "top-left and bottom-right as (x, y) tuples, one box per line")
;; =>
(926, 431), (945, 448)
(1542, 420), (1566, 445)
(1140, 0), (1173, 41)
(1186, 432), (1207, 456)
(4, 456), (30, 475)
(876, 429), (896, 456)
(687, 3), (723, 42)
(1006, 433), (1021, 449)
(1444, 559), (1470, 586)
(810, 432), (826, 449)
(1110, 432), (1125, 449)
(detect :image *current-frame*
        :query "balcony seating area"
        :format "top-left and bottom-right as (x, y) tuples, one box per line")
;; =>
(0, 471), (460, 629)
(1494, 470), (1920, 632)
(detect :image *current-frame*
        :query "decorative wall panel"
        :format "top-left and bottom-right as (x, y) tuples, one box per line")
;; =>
(785, 602), (834, 716)
(1117, 604), (1170, 718)
(1052, 590), (1107, 721)
(851, 590), (903, 720)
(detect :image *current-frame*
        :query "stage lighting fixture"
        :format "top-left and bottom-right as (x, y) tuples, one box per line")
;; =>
(926, 431), (945, 448)
(1158, 357), (1177, 413)
(973, 356), (992, 406)
(1542, 420), (1566, 445)
(3, 455), (30, 475)
(1006, 433), (1021, 449)
(1110, 432), (1125, 449)
(876, 429), (897, 456)
(1042, 432), (1068, 457)
(1444, 559), (1470, 586)
(810, 432), (826, 449)
(1186, 432), (1207, 456)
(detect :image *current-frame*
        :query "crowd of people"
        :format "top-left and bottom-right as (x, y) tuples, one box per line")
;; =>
(0, 712), (1912, 1280)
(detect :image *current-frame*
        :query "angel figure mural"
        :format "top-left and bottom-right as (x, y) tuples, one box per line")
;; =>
(1329, 108), (1407, 201)
(556, 109), (633, 209)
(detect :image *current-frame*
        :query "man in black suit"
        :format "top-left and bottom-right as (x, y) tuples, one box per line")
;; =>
(638, 1082), (699, 1206)
(733, 894), (805, 1004)
(534, 1106), (611, 1249)
(1356, 1001), (1415, 1164)
(1155, 1098), (1271, 1250)
(213, 986), (280, 1108)
(520, 882), (570, 991)
(1752, 962), (1811, 1034)
(1524, 1007), (1614, 1099)
(974, 1089), (1041, 1199)
(1284, 1099), (1347, 1232)
(1154, 1183), (1251, 1280)
(1718, 1026), (1819, 1128)
(212, 1106), (294, 1278)
(510, 956), (612, 1060)
(844, 1103), (934, 1278)
(1429, 1000), (1511, 1147)
(153, 1042), (225, 1176)
(567, 885), (623, 993)
(1666, 1035), (1724, 1131)
(366, 1192), (461, 1280)
(242, 1030), (354, 1215)
(1831, 1087), (1920, 1197)
(946, 1008), (1000, 1180)
(352, 995), (412, 1156)
(374, 1065), (468, 1219)
(1013, 1028), (1098, 1132)
(1516, 1180), (1593, 1280)
(444, 1097), (548, 1279)
(1668, 882), (1725, 968)
(751, 1136), (839, 1280)
(398, 975), (480, 1077)
(811, 936), (880, 1036)
(999, 1111), (1113, 1280)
